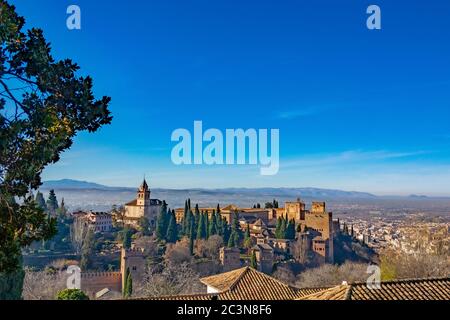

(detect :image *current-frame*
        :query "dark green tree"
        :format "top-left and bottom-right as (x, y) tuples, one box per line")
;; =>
(275, 217), (283, 239)
(123, 267), (132, 298)
(286, 219), (296, 240)
(80, 228), (95, 270)
(138, 217), (151, 236)
(34, 191), (47, 211)
(156, 203), (168, 241)
(46, 189), (58, 214)
(273, 199), (279, 208)
(243, 224), (252, 250)
(0, 2), (111, 299)
(197, 213), (207, 240)
(57, 197), (67, 219)
(166, 211), (178, 243)
(227, 212), (241, 248)
(189, 218), (195, 255)
(209, 210), (217, 236)
(56, 289), (89, 300)
(250, 250), (257, 269)
(222, 217), (230, 244)
(182, 200), (189, 234)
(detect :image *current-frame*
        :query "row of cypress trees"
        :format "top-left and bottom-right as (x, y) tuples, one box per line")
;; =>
(156, 199), (244, 255)
(275, 215), (296, 239)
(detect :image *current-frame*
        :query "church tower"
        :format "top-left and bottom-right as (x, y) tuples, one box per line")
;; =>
(136, 178), (150, 206)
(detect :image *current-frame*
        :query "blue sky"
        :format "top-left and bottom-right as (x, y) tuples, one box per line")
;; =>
(10, 0), (450, 195)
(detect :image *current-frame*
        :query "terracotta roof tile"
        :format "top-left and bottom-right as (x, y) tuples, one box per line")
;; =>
(299, 277), (450, 300)
(139, 267), (324, 300)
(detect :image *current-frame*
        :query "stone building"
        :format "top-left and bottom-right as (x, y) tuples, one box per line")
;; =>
(123, 179), (162, 228)
(219, 247), (241, 273)
(251, 243), (274, 274)
(72, 211), (112, 233)
(120, 247), (146, 290)
(285, 198), (334, 263)
(79, 246), (146, 299)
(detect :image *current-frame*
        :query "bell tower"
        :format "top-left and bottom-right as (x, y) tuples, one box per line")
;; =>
(136, 178), (150, 206)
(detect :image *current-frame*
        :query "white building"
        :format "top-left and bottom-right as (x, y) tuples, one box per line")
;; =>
(123, 179), (162, 227)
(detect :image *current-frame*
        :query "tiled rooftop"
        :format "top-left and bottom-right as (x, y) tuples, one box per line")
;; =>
(298, 277), (450, 300)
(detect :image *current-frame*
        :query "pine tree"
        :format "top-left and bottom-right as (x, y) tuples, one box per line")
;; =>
(166, 212), (178, 243)
(250, 250), (257, 269)
(35, 191), (47, 211)
(46, 189), (58, 214)
(216, 203), (220, 214)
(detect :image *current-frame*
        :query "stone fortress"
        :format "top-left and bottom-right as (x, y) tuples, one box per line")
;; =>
(176, 197), (336, 272)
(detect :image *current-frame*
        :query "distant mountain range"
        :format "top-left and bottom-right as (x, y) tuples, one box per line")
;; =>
(42, 179), (132, 191)
(41, 179), (376, 198)
(39, 179), (449, 213)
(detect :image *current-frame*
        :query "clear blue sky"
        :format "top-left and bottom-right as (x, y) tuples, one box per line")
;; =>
(10, 0), (450, 195)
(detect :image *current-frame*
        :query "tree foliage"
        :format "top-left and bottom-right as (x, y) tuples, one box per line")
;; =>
(56, 288), (89, 300)
(0, 1), (111, 278)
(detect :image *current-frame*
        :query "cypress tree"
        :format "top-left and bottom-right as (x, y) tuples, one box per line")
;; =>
(281, 215), (287, 238)
(166, 212), (178, 243)
(35, 191), (47, 211)
(189, 218), (195, 255)
(156, 203), (168, 241)
(205, 212), (210, 239)
(46, 189), (58, 214)
(209, 210), (217, 236)
(245, 224), (250, 240)
(243, 224), (252, 249)
(250, 250), (257, 269)
(182, 200), (189, 234)
(222, 217), (230, 243)
(123, 268), (132, 298)
(286, 219), (296, 240)
(122, 228), (132, 249)
(197, 213), (206, 240)
(275, 217), (282, 239)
